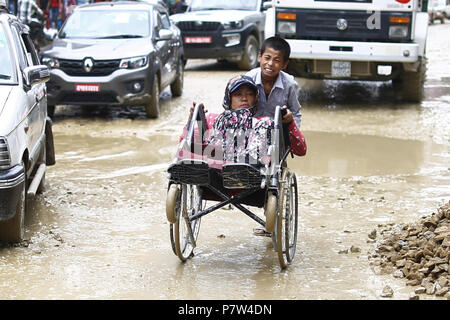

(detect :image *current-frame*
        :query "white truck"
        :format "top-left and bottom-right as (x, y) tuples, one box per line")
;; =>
(265, 0), (429, 102)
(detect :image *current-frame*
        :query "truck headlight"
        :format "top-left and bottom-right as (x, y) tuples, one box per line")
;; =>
(120, 56), (148, 69)
(223, 20), (244, 30)
(277, 21), (296, 35)
(41, 56), (60, 68)
(389, 25), (408, 39)
(0, 137), (11, 169)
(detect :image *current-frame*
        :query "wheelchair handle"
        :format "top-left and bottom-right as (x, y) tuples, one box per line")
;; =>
(184, 103), (207, 151)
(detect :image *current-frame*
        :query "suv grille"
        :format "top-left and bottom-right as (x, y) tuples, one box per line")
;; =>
(176, 21), (221, 32)
(0, 137), (10, 169)
(59, 59), (121, 77)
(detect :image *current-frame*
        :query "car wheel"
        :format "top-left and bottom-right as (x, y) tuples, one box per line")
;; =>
(47, 105), (55, 117)
(0, 161), (26, 243)
(145, 74), (160, 118)
(170, 61), (184, 97)
(238, 35), (259, 70)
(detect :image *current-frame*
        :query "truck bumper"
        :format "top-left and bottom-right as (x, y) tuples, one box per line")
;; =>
(0, 165), (25, 221)
(287, 39), (420, 63)
(286, 40), (421, 80)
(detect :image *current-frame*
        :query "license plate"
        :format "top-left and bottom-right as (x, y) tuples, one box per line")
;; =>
(331, 61), (351, 77)
(184, 36), (212, 44)
(75, 83), (100, 92)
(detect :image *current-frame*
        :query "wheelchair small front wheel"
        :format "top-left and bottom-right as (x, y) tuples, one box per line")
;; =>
(166, 184), (180, 224)
(265, 192), (277, 233)
(173, 184), (202, 262)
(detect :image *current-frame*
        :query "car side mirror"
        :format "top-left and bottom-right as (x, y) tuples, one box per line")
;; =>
(263, 1), (272, 10)
(156, 29), (173, 41)
(23, 65), (50, 87)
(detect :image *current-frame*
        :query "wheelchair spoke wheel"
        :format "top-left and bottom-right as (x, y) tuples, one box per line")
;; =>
(276, 170), (298, 269)
(174, 184), (202, 262)
(285, 173), (298, 262)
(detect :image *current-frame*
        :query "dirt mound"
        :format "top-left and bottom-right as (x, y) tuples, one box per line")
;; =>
(368, 201), (450, 299)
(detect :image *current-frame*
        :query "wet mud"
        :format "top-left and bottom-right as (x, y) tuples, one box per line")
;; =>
(0, 24), (449, 300)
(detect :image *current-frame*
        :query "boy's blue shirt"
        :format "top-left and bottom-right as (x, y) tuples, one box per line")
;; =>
(246, 67), (302, 128)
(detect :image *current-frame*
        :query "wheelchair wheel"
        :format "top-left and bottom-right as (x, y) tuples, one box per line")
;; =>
(276, 170), (298, 269)
(171, 184), (202, 262)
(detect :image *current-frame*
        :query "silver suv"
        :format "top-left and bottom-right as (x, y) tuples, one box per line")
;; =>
(0, 2), (56, 243)
(40, 1), (184, 118)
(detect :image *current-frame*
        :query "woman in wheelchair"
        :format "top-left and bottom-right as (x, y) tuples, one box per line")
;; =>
(183, 75), (306, 165)
(166, 75), (307, 268)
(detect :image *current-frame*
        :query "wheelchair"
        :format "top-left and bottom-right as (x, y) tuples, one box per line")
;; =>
(166, 104), (299, 269)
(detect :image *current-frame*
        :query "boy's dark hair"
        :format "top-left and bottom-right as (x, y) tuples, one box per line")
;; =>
(260, 36), (291, 62)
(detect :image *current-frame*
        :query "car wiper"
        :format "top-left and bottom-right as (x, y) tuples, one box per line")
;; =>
(96, 34), (144, 39)
(193, 7), (225, 11)
(0, 74), (11, 79)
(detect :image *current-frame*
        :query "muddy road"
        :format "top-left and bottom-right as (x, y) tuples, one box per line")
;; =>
(1, 24), (449, 300)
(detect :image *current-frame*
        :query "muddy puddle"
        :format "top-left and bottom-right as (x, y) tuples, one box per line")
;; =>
(0, 24), (449, 300)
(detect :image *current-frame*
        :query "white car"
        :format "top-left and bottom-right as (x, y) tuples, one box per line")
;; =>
(0, 2), (56, 243)
(429, 0), (447, 23)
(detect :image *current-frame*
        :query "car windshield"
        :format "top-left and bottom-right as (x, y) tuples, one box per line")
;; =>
(59, 10), (151, 39)
(0, 24), (15, 84)
(189, 0), (258, 11)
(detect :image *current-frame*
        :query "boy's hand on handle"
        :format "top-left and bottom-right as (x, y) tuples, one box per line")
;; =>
(281, 105), (293, 124)
(189, 101), (208, 121)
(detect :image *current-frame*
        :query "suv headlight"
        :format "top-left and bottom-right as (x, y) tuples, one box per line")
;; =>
(119, 56), (148, 69)
(223, 20), (244, 30)
(0, 137), (11, 169)
(41, 56), (60, 68)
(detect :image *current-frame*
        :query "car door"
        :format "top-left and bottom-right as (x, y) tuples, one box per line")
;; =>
(154, 10), (174, 88)
(11, 25), (44, 165)
(161, 10), (178, 83)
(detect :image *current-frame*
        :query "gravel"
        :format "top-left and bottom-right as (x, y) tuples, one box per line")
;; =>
(368, 201), (450, 299)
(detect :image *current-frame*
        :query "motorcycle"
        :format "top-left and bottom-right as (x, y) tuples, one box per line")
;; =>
(28, 9), (57, 52)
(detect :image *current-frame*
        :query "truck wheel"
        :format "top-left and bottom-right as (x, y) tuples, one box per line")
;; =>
(395, 60), (426, 103)
(145, 74), (160, 118)
(0, 161), (26, 243)
(238, 35), (259, 70)
(170, 61), (184, 97)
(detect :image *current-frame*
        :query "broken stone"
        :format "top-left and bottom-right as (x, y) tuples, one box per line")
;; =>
(414, 287), (426, 294)
(435, 287), (448, 297)
(406, 279), (421, 286)
(350, 245), (361, 253)
(393, 270), (404, 278)
(425, 283), (435, 295)
(409, 293), (420, 300)
(381, 285), (394, 298)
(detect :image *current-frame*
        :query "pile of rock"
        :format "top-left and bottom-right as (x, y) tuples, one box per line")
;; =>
(368, 201), (450, 299)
